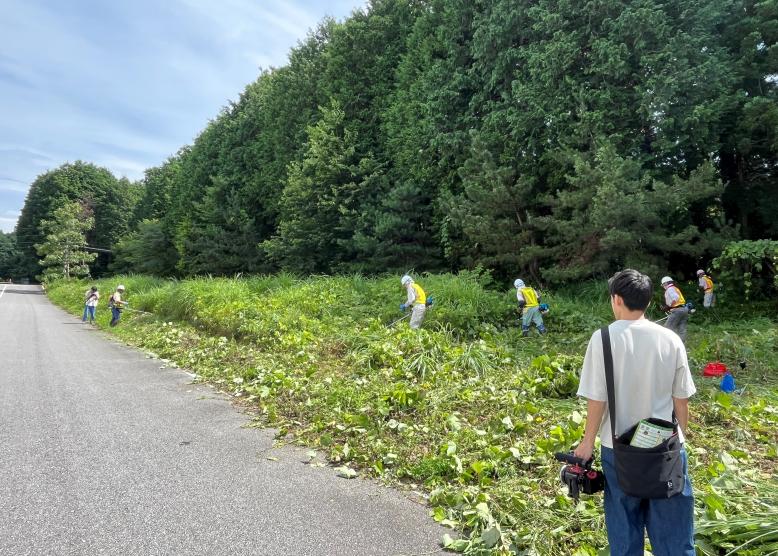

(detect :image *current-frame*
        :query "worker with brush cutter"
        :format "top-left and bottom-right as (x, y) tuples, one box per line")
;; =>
(514, 278), (547, 336)
(108, 284), (128, 327)
(696, 269), (716, 309)
(660, 276), (690, 343)
(399, 275), (431, 329)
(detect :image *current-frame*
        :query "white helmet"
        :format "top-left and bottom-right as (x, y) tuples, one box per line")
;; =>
(660, 276), (673, 285)
(117, 284), (125, 291)
(401, 275), (413, 286)
(514, 279), (525, 289)
(696, 269), (705, 276)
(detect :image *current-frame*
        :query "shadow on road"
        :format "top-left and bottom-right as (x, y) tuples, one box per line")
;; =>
(3, 288), (44, 295)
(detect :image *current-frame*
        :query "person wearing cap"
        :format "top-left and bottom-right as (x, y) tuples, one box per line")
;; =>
(108, 284), (127, 327)
(400, 275), (427, 329)
(82, 285), (99, 324)
(696, 270), (716, 308)
(514, 278), (546, 336)
(660, 276), (689, 342)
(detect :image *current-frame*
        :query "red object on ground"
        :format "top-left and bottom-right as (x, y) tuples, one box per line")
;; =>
(703, 362), (728, 377)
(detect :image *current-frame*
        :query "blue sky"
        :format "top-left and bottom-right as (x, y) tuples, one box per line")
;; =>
(0, 0), (365, 232)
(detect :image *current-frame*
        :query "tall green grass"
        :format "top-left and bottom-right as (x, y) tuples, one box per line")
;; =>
(46, 274), (778, 555)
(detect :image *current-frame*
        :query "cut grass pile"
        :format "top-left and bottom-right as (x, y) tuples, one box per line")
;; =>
(47, 273), (778, 555)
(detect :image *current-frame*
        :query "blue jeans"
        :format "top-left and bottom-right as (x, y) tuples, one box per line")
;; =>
(110, 307), (121, 326)
(82, 305), (96, 322)
(601, 446), (695, 556)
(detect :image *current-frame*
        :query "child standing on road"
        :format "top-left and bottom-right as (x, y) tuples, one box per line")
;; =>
(82, 286), (99, 324)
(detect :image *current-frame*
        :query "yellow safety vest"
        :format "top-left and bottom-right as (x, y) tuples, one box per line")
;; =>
(668, 285), (686, 308)
(412, 283), (426, 306)
(702, 276), (714, 292)
(520, 287), (539, 307)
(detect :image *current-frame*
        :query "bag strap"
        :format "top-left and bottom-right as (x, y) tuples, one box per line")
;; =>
(600, 326), (617, 443)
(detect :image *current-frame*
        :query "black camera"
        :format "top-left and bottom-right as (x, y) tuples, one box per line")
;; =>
(554, 452), (605, 502)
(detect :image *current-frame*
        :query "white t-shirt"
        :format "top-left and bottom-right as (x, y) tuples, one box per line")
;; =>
(84, 290), (99, 307)
(577, 319), (696, 448)
(664, 285), (682, 307)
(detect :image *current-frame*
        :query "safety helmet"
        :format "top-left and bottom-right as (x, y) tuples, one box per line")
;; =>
(696, 269), (705, 276)
(117, 284), (125, 291)
(514, 279), (525, 289)
(400, 275), (413, 286)
(660, 276), (673, 285)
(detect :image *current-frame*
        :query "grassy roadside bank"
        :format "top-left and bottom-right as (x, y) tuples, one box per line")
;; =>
(47, 274), (778, 555)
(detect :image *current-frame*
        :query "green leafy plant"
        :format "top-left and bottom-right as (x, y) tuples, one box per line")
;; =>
(45, 274), (778, 555)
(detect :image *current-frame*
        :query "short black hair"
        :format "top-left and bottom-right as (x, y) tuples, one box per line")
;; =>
(608, 269), (652, 311)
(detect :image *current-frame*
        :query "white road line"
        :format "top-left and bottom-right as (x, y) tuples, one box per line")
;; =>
(0, 284), (6, 300)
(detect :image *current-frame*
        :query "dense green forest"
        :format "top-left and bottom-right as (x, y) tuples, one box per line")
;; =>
(4, 0), (778, 284)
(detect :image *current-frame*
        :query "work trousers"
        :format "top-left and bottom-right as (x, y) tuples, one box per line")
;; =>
(521, 306), (545, 334)
(110, 307), (122, 327)
(409, 304), (426, 329)
(665, 306), (689, 342)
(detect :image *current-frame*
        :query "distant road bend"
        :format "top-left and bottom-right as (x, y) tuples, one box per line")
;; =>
(0, 284), (444, 555)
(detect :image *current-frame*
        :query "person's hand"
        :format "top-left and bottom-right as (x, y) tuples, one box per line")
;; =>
(573, 441), (594, 462)
(399, 303), (406, 312)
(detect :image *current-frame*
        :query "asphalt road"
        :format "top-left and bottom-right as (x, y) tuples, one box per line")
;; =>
(0, 285), (446, 556)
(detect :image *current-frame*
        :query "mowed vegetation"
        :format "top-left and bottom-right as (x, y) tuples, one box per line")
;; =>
(47, 273), (777, 555)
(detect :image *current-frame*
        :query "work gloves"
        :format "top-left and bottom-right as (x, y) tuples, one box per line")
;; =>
(400, 303), (407, 312)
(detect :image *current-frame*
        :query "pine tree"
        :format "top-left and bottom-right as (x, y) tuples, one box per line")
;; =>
(263, 100), (372, 273)
(35, 202), (97, 281)
(110, 219), (178, 276)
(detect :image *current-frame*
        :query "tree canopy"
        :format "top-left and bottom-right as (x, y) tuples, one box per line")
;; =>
(11, 0), (778, 285)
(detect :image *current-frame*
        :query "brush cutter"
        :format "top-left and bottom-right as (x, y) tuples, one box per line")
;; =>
(386, 313), (411, 327)
(387, 295), (435, 327)
(122, 305), (153, 315)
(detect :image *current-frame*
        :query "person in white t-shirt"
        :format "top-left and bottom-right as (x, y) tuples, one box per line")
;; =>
(82, 286), (99, 324)
(574, 269), (697, 556)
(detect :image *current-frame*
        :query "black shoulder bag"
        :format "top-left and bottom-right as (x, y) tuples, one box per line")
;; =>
(601, 326), (685, 499)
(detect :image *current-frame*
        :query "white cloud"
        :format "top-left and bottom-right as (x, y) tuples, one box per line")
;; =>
(0, 182), (29, 194)
(0, 0), (365, 231)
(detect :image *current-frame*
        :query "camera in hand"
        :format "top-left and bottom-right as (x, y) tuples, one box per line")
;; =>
(554, 452), (605, 502)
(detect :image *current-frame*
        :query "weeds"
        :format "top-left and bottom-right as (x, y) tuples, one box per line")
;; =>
(47, 274), (778, 555)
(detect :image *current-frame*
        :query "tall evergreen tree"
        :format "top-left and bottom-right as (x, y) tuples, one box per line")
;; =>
(110, 219), (178, 276)
(0, 232), (24, 281)
(35, 202), (97, 281)
(17, 0), (777, 281)
(263, 101), (376, 273)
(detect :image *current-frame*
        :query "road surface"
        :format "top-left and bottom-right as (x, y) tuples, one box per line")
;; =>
(0, 285), (446, 555)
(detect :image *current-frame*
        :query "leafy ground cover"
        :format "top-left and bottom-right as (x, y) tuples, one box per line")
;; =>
(47, 274), (777, 555)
